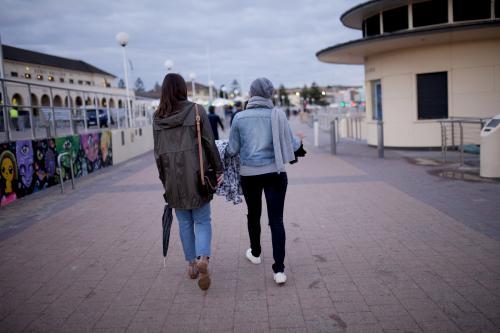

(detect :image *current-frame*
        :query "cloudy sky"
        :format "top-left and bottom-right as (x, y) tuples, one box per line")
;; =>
(1, 0), (365, 92)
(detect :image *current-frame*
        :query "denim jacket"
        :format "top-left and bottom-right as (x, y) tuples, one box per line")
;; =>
(227, 107), (301, 168)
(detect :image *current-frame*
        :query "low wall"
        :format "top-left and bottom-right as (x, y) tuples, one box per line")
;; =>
(111, 126), (153, 165)
(0, 126), (153, 208)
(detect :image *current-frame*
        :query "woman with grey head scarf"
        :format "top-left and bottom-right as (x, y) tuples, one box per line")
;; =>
(228, 77), (304, 285)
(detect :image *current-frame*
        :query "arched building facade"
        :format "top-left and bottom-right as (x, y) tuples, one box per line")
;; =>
(1, 44), (132, 117)
(317, 0), (500, 147)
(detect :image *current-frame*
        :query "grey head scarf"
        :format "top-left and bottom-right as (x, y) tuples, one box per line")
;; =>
(246, 77), (275, 109)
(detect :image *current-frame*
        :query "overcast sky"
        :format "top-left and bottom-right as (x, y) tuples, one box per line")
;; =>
(1, 0), (366, 92)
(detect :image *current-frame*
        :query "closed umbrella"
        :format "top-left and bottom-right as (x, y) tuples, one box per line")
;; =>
(162, 201), (173, 267)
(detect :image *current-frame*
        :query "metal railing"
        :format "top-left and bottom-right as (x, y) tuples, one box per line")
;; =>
(0, 78), (153, 143)
(437, 117), (488, 166)
(315, 108), (366, 140)
(57, 152), (75, 194)
(310, 107), (372, 155)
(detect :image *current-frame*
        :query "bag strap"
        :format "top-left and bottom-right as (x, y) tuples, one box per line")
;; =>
(195, 104), (205, 186)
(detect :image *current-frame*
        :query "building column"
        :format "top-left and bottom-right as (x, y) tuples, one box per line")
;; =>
(408, 1), (414, 29)
(448, 0), (453, 23)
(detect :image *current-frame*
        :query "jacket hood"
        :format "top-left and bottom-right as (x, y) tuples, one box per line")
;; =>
(153, 100), (195, 130)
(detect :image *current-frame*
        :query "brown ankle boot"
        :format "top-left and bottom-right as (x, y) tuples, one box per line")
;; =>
(187, 260), (199, 279)
(196, 256), (211, 290)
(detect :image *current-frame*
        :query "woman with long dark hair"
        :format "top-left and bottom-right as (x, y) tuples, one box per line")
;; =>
(153, 73), (223, 290)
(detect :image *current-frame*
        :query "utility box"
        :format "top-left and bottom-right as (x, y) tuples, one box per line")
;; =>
(480, 114), (500, 178)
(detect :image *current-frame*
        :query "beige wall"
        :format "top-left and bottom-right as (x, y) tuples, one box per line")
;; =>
(364, 38), (500, 147)
(2, 60), (133, 108)
(5, 60), (115, 88)
(111, 127), (153, 165)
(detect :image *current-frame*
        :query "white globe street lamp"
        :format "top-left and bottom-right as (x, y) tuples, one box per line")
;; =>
(116, 32), (132, 127)
(116, 32), (129, 47)
(189, 72), (196, 101)
(164, 59), (174, 72)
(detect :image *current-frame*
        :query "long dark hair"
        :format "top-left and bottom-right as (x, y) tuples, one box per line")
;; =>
(155, 73), (188, 118)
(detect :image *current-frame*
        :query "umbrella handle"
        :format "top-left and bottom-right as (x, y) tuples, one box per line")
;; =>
(163, 257), (166, 268)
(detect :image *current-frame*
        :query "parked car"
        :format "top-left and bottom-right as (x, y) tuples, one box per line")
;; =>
(86, 109), (111, 128)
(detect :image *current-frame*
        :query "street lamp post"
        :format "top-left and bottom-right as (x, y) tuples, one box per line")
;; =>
(208, 80), (214, 101)
(116, 32), (132, 128)
(189, 72), (196, 101)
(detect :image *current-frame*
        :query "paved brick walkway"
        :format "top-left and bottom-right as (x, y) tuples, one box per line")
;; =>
(1, 118), (500, 332)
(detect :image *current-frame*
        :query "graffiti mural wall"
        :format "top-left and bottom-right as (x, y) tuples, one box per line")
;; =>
(0, 131), (112, 207)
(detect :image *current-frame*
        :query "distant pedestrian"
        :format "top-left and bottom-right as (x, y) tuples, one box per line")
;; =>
(230, 101), (244, 127)
(228, 77), (304, 285)
(9, 107), (20, 131)
(207, 105), (224, 140)
(223, 104), (233, 127)
(153, 73), (223, 291)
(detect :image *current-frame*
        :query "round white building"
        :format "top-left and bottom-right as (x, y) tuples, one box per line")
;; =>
(317, 0), (500, 148)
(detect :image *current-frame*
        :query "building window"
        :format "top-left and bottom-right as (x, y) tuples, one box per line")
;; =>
(78, 80), (83, 85)
(37, 75), (43, 80)
(417, 72), (448, 120)
(60, 78), (65, 83)
(383, 6), (408, 33)
(48, 75), (54, 82)
(365, 14), (381, 37)
(496, 0), (500, 18)
(69, 79), (74, 84)
(86, 81), (91, 86)
(413, 0), (448, 27)
(453, 0), (491, 22)
(371, 80), (383, 120)
(10, 72), (18, 77)
(25, 73), (31, 79)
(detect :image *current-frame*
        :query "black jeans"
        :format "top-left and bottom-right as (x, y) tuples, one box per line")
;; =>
(240, 172), (288, 273)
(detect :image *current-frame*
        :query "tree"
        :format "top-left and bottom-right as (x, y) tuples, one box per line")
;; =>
(153, 81), (161, 92)
(118, 78), (125, 89)
(230, 79), (241, 96)
(134, 77), (145, 93)
(301, 85), (310, 103)
(278, 84), (290, 106)
(309, 82), (324, 105)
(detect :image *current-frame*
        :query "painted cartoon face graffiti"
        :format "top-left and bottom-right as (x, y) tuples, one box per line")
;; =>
(55, 136), (80, 181)
(100, 131), (112, 166)
(82, 133), (99, 163)
(16, 140), (34, 192)
(0, 132), (113, 207)
(0, 150), (18, 206)
(33, 139), (57, 191)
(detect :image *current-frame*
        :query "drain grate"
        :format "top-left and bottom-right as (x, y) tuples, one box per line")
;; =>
(428, 169), (500, 183)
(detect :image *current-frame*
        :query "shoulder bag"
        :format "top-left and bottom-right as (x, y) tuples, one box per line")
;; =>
(195, 104), (218, 196)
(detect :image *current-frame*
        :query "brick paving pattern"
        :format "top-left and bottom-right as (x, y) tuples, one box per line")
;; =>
(0, 118), (499, 332)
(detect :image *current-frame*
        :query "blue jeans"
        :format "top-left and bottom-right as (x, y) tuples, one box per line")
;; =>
(175, 202), (212, 262)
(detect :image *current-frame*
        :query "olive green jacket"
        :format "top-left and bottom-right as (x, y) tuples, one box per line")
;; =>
(153, 101), (223, 210)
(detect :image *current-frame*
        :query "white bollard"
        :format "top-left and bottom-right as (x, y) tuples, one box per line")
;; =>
(314, 120), (319, 147)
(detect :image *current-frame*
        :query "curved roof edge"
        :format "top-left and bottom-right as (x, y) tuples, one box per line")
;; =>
(316, 21), (500, 65)
(340, 0), (408, 30)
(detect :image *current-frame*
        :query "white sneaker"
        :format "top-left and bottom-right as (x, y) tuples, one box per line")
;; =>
(245, 248), (261, 264)
(274, 272), (287, 285)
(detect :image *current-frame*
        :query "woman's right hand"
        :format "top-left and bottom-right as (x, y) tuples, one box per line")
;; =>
(217, 173), (224, 186)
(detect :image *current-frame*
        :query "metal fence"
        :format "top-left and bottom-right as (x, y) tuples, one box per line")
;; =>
(0, 78), (153, 143)
(437, 117), (487, 165)
(315, 107), (366, 141)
